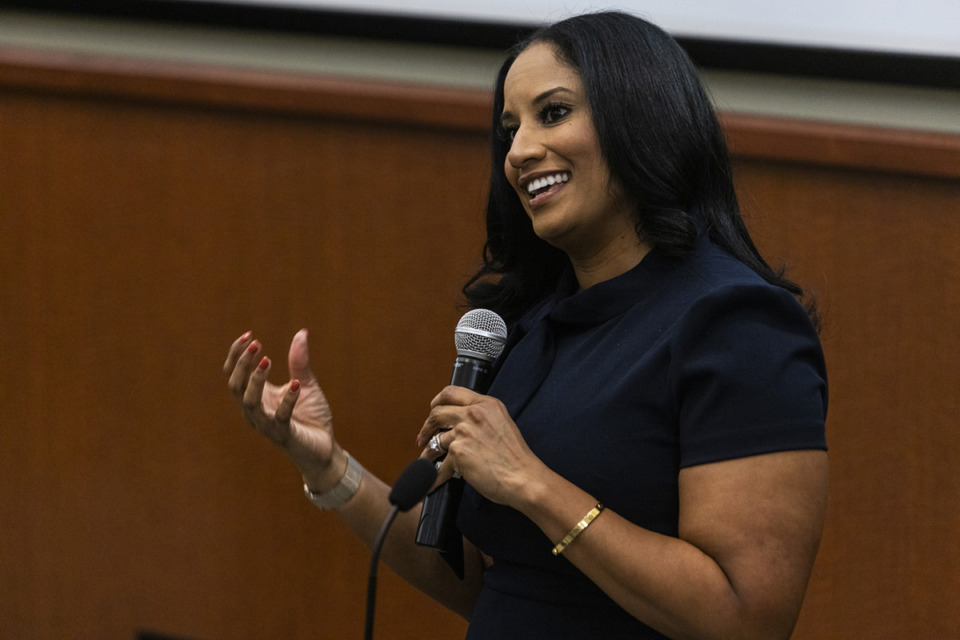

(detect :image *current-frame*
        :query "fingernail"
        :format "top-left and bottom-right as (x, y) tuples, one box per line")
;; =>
(239, 331), (252, 343)
(290, 379), (301, 392)
(258, 356), (269, 370)
(247, 341), (259, 354)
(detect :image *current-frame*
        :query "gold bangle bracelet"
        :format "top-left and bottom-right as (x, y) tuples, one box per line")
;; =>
(552, 503), (604, 556)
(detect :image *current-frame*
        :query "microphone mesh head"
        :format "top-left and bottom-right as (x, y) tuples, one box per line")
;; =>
(454, 309), (507, 361)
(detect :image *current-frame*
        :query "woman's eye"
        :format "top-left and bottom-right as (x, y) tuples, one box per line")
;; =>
(541, 103), (570, 123)
(499, 103), (568, 143)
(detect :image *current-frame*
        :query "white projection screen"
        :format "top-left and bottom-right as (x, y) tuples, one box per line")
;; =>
(184, 0), (960, 58)
(9, 0), (959, 86)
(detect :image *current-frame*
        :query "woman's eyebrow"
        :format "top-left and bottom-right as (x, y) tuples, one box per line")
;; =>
(534, 86), (573, 103)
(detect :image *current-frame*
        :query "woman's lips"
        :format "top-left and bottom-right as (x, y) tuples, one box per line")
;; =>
(523, 171), (570, 207)
(528, 181), (567, 207)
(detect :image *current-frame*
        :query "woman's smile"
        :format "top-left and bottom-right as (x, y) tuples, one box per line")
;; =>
(521, 171), (571, 207)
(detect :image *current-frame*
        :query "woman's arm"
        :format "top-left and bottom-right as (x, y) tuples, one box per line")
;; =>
(518, 449), (827, 640)
(312, 448), (487, 619)
(224, 331), (485, 619)
(421, 386), (827, 640)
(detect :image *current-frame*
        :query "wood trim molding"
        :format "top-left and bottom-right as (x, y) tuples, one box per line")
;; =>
(720, 112), (960, 179)
(2, 46), (959, 178)
(0, 46), (494, 131)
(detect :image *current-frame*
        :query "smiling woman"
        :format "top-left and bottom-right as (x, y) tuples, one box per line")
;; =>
(225, 11), (828, 640)
(498, 43), (647, 284)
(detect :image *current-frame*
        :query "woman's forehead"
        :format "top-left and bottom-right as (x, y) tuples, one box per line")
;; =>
(503, 43), (582, 103)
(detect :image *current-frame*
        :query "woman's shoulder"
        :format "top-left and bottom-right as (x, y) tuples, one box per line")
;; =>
(646, 238), (786, 307)
(645, 238), (819, 346)
(682, 238), (774, 289)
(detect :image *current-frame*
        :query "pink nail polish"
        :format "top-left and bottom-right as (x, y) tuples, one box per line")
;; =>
(247, 341), (258, 354)
(290, 379), (301, 392)
(258, 356), (269, 370)
(239, 331), (252, 343)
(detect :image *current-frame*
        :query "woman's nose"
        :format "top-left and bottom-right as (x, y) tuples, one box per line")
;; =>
(506, 125), (545, 169)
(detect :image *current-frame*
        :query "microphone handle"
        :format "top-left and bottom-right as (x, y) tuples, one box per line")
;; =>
(449, 354), (496, 391)
(414, 474), (465, 549)
(414, 355), (496, 578)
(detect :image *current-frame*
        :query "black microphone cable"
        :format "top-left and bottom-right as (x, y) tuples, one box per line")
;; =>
(365, 458), (437, 640)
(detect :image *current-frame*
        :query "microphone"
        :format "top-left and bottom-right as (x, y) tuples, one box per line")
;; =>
(365, 458), (437, 640)
(415, 309), (507, 579)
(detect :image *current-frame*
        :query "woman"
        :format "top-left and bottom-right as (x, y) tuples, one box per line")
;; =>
(225, 12), (828, 640)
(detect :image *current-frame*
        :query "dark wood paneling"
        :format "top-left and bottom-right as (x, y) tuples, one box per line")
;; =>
(0, 55), (485, 640)
(731, 162), (960, 638)
(1, 47), (958, 639)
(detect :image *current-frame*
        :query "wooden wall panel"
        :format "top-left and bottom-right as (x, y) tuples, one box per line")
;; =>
(1, 48), (958, 639)
(0, 55), (486, 640)
(731, 162), (960, 637)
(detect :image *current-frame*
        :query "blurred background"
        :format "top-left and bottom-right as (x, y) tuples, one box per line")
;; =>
(1, 2), (958, 638)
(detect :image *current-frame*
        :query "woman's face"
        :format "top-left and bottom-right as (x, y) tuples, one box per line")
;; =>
(501, 42), (638, 260)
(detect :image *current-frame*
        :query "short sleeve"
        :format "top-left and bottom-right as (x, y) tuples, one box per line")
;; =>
(669, 283), (828, 468)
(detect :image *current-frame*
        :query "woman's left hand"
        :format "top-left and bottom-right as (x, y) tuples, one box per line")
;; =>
(416, 385), (544, 507)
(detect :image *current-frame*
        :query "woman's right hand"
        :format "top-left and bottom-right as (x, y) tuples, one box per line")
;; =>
(224, 329), (343, 488)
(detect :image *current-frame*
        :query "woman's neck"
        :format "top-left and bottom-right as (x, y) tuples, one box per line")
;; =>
(570, 238), (651, 292)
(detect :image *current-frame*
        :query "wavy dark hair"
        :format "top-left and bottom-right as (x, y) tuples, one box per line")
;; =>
(464, 11), (818, 328)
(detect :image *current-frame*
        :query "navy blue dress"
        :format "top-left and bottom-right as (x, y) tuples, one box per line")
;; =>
(457, 237), (828, 639)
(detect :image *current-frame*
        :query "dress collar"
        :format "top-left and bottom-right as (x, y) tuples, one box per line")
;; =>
(543, 246), (677, 328)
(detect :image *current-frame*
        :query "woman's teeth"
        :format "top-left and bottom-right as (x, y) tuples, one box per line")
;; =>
(527, 172), (570, 196)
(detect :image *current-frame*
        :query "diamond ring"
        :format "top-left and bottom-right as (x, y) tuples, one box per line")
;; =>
(428, 433), (447, 456)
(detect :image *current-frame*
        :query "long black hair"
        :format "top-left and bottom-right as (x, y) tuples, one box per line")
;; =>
(464, 11), (817, 327)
